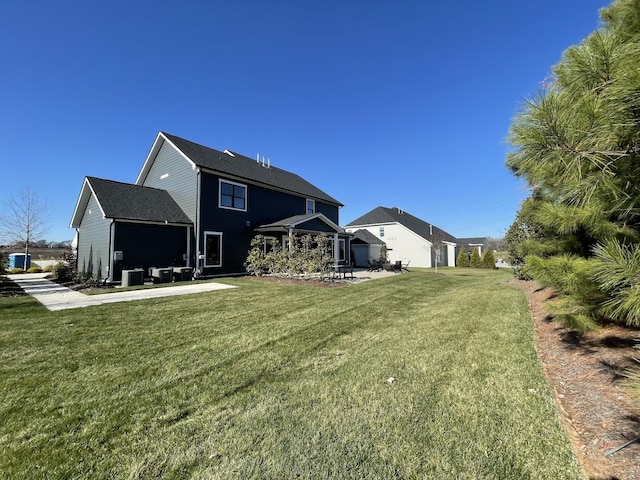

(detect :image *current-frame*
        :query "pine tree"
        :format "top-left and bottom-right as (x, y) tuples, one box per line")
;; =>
(456, 246), (469, 267)
(469, 248), (482, 268)
(506, 0), (640, 328)
(482, 249), (496, 269)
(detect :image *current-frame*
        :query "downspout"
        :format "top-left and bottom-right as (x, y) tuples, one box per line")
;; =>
(195, 168), (202, 277)
(108, 220), (115, 283)
(186, 226), (191, 268)
(333, 232), (339, 263)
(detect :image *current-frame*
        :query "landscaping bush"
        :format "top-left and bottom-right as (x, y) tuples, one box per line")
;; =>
(9, 268), (23, 275)
(469, 248), (482, 268)
(51, 262), (74, 283)
(481, 249), (496, 269)
(456, 247), (469, 267)
(27, 267), (43, 274)
(246, 233), (334, 279)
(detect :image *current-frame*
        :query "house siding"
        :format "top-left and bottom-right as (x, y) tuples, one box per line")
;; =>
(359, 223), (433, 268)
(197, 172), (341, 274)
(139, 140), (198, 222)
(112, 223), (189, 281)
(76, 194), (111, 280)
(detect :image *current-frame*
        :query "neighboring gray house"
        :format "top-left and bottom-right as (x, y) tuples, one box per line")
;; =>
(345, 206), (488, 268)
(70, 132), (348, 282)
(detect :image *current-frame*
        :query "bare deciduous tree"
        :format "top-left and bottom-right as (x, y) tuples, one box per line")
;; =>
(0, 188), (52, 270)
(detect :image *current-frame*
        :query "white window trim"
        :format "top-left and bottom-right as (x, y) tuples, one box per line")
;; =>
(219, 179), (247, 212)
(263, 236), (277, 254)
(331, 238), (346, 262)
(306, 198), (315, 214)
(204, 231), (223, 267)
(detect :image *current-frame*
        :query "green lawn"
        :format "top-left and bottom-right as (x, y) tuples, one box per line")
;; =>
(0, 269), (582, 479)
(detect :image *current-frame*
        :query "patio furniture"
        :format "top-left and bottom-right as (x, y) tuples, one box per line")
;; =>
(368, 259), (382, 272)
(402, 260), (411, 272)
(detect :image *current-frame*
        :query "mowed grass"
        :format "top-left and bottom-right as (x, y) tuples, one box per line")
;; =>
(0, 269), (582, 479)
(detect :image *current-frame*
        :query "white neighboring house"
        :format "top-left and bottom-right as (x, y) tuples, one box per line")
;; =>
(344, 206), (460, 268)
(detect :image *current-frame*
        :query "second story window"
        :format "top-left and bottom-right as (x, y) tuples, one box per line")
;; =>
(219, 180), (247, 211)
(379, 227), (385, 238)
(306, 199), (315, 214)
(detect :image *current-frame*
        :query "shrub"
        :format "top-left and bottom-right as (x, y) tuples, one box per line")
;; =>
(52, 262), (74, 283)
(469, 248), (482, 268)
(9, 268), (24, 274)
(456, 247), (469, 267)
(482, 250), (496, 269)
(245, 233), (334, 279)
(27, 267), (43, 273)
(43, 265), (54, 272)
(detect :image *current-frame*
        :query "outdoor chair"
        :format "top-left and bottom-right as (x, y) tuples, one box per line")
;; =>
(393, 260), (402, 273)
(401, 260), (410, 272)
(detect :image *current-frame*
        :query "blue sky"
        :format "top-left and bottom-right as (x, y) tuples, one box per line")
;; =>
(1, 0), (609, 242)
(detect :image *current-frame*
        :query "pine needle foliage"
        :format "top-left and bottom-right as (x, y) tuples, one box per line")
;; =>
(506, 0), (640, 329)
(456, 246), (469, 267)
(482, 249), (496, 269)
(469, 248), (482, 268)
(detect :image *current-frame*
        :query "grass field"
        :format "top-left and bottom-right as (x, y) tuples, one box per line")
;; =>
(0, 269), (582, 479)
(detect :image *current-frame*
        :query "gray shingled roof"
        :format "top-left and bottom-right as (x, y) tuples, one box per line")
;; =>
(256, 213), (343, 233)
(87, 177), (192, 224)
(162, 132), (343, 207)
(346, 206), (457, 243)
(351, 229), (385, 245)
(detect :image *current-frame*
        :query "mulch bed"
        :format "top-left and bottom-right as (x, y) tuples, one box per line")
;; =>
(0, 276), (28, 297)
(248, 275), (349, 288)
(510, 279), (640, 480)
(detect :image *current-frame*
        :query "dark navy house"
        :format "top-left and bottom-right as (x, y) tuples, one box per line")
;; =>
(70, 132), (348, 282)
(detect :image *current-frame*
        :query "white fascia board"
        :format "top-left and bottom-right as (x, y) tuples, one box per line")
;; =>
(69, 177), (107, 228)
(135, 132), (197, 185)
(290, 213), (345, 233)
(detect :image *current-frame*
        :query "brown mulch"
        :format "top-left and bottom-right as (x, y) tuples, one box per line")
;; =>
(0, 276), (28, 297)
(247, 274), (349, 288)
(509, 279), (640, 480)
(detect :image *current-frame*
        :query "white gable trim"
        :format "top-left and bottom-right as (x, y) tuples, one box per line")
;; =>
(69, 177), (107, 228)
(135, 132), (197, 186)
(290, 213), (344, 233)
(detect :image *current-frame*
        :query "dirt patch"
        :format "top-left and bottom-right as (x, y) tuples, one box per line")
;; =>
(509, 278), (640, 480)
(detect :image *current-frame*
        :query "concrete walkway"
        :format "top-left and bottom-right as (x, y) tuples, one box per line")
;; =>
(8, 273), (236, 311)
(8, 268), (399, 312)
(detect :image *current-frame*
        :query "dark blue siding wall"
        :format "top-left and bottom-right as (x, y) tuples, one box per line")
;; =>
(198, 173), (341, 275)
(315, 202), (338, 224)
(113, 223), (188, 281)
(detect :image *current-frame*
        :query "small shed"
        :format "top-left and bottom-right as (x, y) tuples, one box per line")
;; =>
(9, 253), (31, 270)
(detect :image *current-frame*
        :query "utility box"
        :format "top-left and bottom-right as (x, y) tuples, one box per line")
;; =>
(9, 253), (31, 270)
(150, 267), (172, 284)
(121, 269), (144, 287)
(173, 267), (193, 282)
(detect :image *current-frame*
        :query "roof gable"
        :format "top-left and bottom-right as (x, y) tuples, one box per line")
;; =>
(70, 177), (191, 228)
(137, 132), (342, 207)
(346, 206), (457, 243)
(352, 229), (385, 245)
(256, 213), (344, 234)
